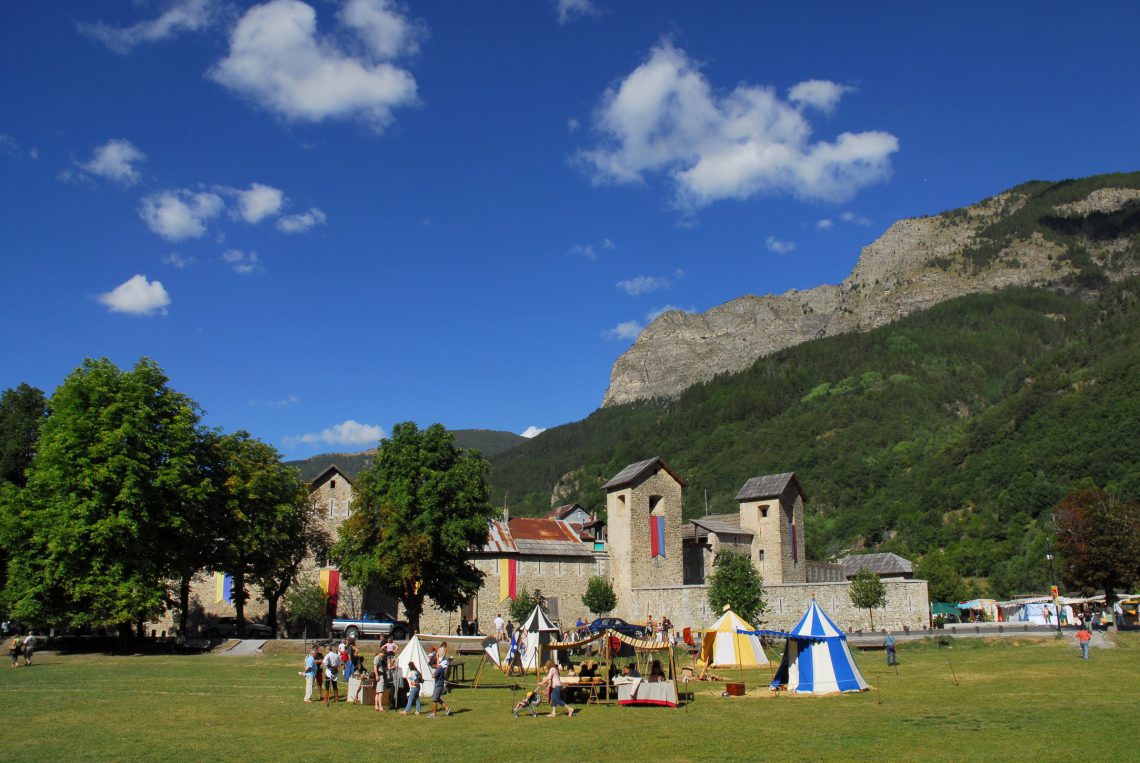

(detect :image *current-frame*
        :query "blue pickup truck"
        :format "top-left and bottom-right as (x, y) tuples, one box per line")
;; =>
(331, 612), (409, 641)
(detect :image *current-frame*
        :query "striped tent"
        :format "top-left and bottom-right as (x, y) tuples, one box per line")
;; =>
(518, 605), (560, 672)
(699, 609), (770, 668)
(747, 600), (868, 694)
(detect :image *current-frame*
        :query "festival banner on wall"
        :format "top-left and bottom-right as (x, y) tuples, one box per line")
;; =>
(499, 558), (518, 601)
(649, 515), (666, 558)
(319, 569), (340, 617)
(791, 523), (798, 563)
(214, 572), (233, 604)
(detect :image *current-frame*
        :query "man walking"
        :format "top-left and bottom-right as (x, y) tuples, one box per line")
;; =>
(427, 658), (453, 717)
(884, 629), (897, 666)
(322, 646), (341, 704)
(494, 613), (505, 641)
(1075, 626), (1092, 660)
(22, 631), (36, 666)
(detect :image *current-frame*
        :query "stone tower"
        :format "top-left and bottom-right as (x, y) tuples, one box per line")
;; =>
(735, 473), (807, 585)
(603, 457), (685, 620)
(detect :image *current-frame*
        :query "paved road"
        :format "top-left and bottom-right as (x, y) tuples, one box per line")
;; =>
(219, 639), (267, 656)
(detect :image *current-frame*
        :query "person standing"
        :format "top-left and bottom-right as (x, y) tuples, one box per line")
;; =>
(538, 659), (573, 717)
(401, 662), (422, 715)
(372, 650), (387, 712)
(8, 636), (20, 669)
(495, 613), (505, 641)
(301, 647), (318, 702)
(1075, 626), (1092, 660)
(428, 658), (453, 717)
(884, 629), (897, 666)
(323, 647), (341, 704)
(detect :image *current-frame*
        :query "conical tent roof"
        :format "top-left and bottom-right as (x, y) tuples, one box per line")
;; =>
(395, 635), (436, 695)
(699, 609), (770, 667)
(520, 605), (558, 633)
(769, 600), (868, 694)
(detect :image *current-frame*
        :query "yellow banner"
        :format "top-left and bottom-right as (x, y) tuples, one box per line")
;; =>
(499, 559), (510, 602)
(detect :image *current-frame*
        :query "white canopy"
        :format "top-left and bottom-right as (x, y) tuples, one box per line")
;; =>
(395, 635), (436, 695)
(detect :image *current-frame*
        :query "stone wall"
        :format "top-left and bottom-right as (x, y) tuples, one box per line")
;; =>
(629, 578), (930, 633)
(606, 468), (684, 620)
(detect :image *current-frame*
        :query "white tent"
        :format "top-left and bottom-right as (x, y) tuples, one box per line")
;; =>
(395, 635), (436, 695)
(699, 609), (770, 668)
(518, 605), (560, 672)
(758, 600), (868, 694)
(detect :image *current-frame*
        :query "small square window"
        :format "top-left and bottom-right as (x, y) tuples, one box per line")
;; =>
(760, 507), (768, 518)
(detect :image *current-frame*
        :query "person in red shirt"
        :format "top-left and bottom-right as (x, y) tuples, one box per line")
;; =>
(1075, 627), (1092, 660)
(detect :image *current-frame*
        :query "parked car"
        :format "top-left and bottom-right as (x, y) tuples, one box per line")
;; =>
(585, 617), (649, 639)
(331, 612), (409, 641)
(205, 617), (273, 639)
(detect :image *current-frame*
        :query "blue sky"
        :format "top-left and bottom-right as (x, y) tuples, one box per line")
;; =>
(2, 1), (1138, 458)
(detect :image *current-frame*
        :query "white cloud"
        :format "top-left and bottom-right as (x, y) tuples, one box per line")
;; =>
(765, 236), (797, 254)
(222, 249), (261, 274)
(788, 79), (854, 114)
(841, 210), (872, 225)
(616, 274), (672, 296)
(139, 189), (225, 241)
(567, 117), (580, 132)
(602, 320), (643, 341)
(339, 0), (425, 58)
(78, 139), (146, 186)
(78, 0), (218, 54)
(578, 43), (898, 209)
(97, 274), (171, 316)
(569, 243), (596, 260)
(250, 394), (300, 409)
(816, 218), (834, 230)
(276, 207), (327, 233)
(209, 0), (419, 131)
(283, 419), (385, 447)
(602, 238), (615, 249)
(520, 425), (546, 438)
(162, 252), (194, 269)
(236, 182), (285, 223)
(557, 0), (599, 24)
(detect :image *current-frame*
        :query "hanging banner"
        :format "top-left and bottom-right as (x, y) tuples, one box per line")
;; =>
(649, 515), (666, 558)
(319, 569), (340, 617)
(214, 572), (233, 604)
(791, 523), (798, 563)
(499, 558), (518, 602)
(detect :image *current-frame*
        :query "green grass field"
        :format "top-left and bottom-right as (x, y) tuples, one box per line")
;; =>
(2, 634), (1136, 761)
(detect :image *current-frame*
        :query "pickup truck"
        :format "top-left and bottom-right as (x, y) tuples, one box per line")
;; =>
(331, 612), (408, 641)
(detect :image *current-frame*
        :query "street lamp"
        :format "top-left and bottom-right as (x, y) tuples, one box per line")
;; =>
(1045, 545), (1063, 638)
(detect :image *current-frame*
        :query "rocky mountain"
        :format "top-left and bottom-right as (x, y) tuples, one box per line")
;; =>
(603, 173), (1140, 406)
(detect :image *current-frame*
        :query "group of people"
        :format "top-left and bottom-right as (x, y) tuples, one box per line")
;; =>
(301, 636), (453, 717)
(7, 631), (35, 668)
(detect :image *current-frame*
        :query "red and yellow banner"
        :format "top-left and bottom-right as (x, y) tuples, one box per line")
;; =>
(319, 569), (340, 617)
(499, 558), (518, 601)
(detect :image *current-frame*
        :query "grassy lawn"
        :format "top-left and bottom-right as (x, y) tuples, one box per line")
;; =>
(1, 633), (1136, 761)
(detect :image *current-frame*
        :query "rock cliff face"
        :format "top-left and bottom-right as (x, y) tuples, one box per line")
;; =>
(602, 180), (1140, 406)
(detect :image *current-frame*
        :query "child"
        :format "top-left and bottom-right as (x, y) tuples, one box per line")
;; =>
(400, 662), (422, 715)
(513, 689), (541, 717)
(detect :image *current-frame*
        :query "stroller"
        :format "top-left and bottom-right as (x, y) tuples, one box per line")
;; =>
(512, 689), (542, 717)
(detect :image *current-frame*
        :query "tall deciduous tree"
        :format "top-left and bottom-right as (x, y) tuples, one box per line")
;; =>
(2, 358), (208, 634)
(211, 431), (312, 636)
(849, 569), (888, 629)
(0, 383), (48, 487)
(707, 551), (766, 624)
(333, 422), (495, 633)
(1053, 487), (1140, 601)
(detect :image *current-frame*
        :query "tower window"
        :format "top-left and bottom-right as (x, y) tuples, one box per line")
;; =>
(759, 550), (765, 561)
(760, 507), (768, 518)
(331, 480), (336, 490)
(649, 495), (663, 514)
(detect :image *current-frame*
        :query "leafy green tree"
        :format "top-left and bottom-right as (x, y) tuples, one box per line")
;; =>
(333, 422), (496, 633)
(849, 569), (888, 629)
(211, 431), (312, 636)
(509, 588), (540, 624)
(0, 383), (48, 487)
(284, 577), (329, 640)
(1053, 488), (1140, 600)
(915, 551), (972, 603)
(2, 358), (207, 634)
(707, 551), (766, 624)
(582, 576), (616, 618)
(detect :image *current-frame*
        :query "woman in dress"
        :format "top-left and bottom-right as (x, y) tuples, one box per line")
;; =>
(537, 659), (574, 717)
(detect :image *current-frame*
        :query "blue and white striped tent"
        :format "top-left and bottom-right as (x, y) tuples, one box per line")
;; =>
(740, 599), (869, 694)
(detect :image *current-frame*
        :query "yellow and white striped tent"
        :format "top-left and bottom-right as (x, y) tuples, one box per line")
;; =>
(698, 609), (770, 668)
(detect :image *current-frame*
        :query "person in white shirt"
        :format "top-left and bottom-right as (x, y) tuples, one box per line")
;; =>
(494, 613), (505, 641)
(322, 648), (341, 704)
(300, 647), (318, 702)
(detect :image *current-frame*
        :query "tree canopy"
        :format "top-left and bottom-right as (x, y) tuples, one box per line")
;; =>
(333, 422), (496, 633)
(707, 551), (766, 624)
(582, 576), (616, 618)
(849, 569), (888, 629)
(0, 383), (48, 488)
(1053, 487), (1140, 600)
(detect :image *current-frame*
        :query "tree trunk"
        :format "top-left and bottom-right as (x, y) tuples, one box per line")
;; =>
(234, 571), (246, 635)
(178, 574), (192, 637)
(402, 589), (425, 635)
(265, 592), (280, 638)
(135, 619), (145, 640)
(868, 609), (875, 630)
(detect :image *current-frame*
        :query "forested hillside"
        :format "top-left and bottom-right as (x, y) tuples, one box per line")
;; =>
(489, 281), (1140, 597)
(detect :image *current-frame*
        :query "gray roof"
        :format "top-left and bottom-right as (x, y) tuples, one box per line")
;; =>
(734, 472), (805, 502)
(840, 552), (913, 576)
(602, 456), (687, 491)
(689, 513), (753, 538)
